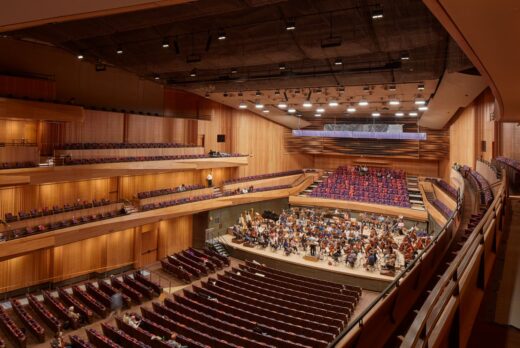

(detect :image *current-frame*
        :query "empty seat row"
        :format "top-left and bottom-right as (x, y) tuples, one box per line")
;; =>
(10, 299), (45, 342)
(140, 194), (216, 211)
(0, 161), (38, 170)
(0, 305), (26, 348)
(136, 184), (204, 199)
(27, 293), (62, 332)
(224, 170), (304, 185)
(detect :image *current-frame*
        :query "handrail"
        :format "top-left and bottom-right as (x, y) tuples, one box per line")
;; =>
(327, 175), (464, 347)
(401, 169), (506, 347)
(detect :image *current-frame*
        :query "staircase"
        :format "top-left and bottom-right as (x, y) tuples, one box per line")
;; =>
(207, 240), (230, 257)
(298, 170), (332, 197)
(407, 175), (426, 211)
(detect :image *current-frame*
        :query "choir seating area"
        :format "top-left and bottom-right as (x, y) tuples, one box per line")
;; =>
(308, 166), (411, 207)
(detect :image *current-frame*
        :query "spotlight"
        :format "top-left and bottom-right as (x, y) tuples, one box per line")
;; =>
(189, 69), (197, 77)
(415, 99), (426, 105)
(262, 109), (270, 113)
(316, 107), (325, 113)
(231, 67), (238, 74)
(255, 90), (261, 97)
(395, 112), (404, 117)
(418, 83), (425, 91)
(288, 108), (296, 113)
(388, 84), (397, 91)
(116, 46), (123, 54)
(334, 57), (343, 66)
(347, 107), (356, 113)
(409, 112), (418, 117)
(77, 52), (84, 60)
(154, 75), (160, 80)
(400, 51), (410, 60)
(285, 19), (296, 31)
(278, 102), (287, 109)
(238, 102), (247, 109)
(217, 30), (227, 40)
(303, 100), (312, 108)
(418, 106), (429, 111)
(371, 7), (384, 19)
(328, 100), (339, 107)
(389, 99), (400, 106)
(279, 63), (286, 70)
(314, 113), (322, 117)
(162, 37), (170, 48)
(372, 112), (381, 117)
(358, 99), (369, 106)
(255, 102), (264, 109)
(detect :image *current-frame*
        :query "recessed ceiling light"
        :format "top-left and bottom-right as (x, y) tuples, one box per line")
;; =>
(231, 67), (238, 74)
(314, 113), (322, 117)
(279, 63), (286, 70)
(238, 91), (243, 97)
(334, 57), (343, 66)
(316, 88), (322, 94)
(415, 99), (426, 105)
(255, 90), (261, 97)
(389, 99), (400, 106)
(262, 109), (270, 113)
(278, 102), (287, 109)
(77, 53), (84, 60)
(316, 107), (325, 113)
(328, 100), (339, 107)
(409, 112), (418, 117)
(358, 99), (369, 106)
(238, 102), (247, 109)
(418, 83), (425, 91)
(395, 112), (404, 117)
(162, 37), (170, 48)
(217, 31), (227, 40)
(347, 107), (356, 113)
(388, 85), (396, 91)
(116, 46), (123, 54)
(255, 103), (264, 109)
(401, 51), (410, 60)
(372, 112), (381, 117)
(418, 106), (429, 111)
(189, 69), (197, 77)
(371, 6), (384, 19)
(153, 75), (160, 80)
(285, 19), (296, 31)
(274, 90), (280, 95)
(303, 100), (312, 108)
(288, 108), (296, 113)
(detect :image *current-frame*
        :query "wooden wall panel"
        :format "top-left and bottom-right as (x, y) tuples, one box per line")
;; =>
(106, 228), (135, 267)
(0, 178), (112, 220)
(450, 103), (477, 168)
(198, 104), (232, 153)
(158, 216), (193, 259)
(119, 171), (203, 199)
(0, 75), (56, 100)
(0, 250), (51, 293)
(475, 90), (496, 161)
(500, 122), (520, 160)
(314, 155), (441, 177)
(230, 109), (313, 176)
(63, 110), (124, 143)
(0, 118), (38, 143)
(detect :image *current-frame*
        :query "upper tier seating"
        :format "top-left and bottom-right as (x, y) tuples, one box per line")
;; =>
(424, 192), (453, 219)
(309, 166), (411, 207)
(425, 178), (458, 200)
(140, 193), (216, 212)
(4, 198), (113, 223)
(223, 170), (304, 185)
(459, 166), (493, 207)
(0, 161), (38, 170)
(222, 184), (292, 196)
(495, 156), (520, 171)
(136, 184), (204, 199)
(55, 142), (198, 150)
(63, 153), (244, 166)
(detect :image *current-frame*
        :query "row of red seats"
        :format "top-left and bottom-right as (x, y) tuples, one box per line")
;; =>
(140, 193), (216, 211)
(0, 161), (38, 170)
(4, 198), (112, 223)
(27, 294), (62, 332)
(70, 334), (94, 347)
(101, 322), (151, 348)
(109, 277), (144, 304)
(10, 299), (45, 342)
(72, 286), (108, 317)
(0, 305), (26, 348)
(136, 184), (204, 199)
(63, 153), (244, 166)
(56, 142), (198, 150)
(43, 290), (80, 329)
(97, 280), (133, 308)
(161, 248), (228, 283)
(86, 328), (122, 348)
(224, 169), (304, 185)
(3, 209), (124, 242)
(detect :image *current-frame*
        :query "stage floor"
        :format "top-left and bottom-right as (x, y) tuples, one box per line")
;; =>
(221, 234), (395, 283)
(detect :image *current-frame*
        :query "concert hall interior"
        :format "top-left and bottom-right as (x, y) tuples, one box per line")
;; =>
(0, 0), (519, 347)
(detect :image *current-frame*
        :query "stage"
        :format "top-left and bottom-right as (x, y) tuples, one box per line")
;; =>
(220, 234), (394, 292)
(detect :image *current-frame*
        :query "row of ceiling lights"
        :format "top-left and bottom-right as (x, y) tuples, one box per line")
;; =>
(238, 97), (428, 117)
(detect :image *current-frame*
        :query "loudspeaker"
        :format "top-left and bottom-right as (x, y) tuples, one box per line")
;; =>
(217, 134), (225, 143)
